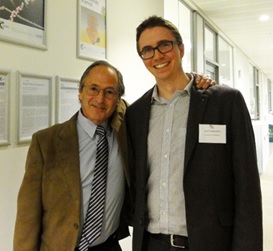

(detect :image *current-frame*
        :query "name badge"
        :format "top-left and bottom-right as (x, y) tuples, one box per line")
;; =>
(199, 124), (226, 144)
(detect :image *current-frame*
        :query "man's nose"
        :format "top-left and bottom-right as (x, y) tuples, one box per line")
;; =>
(154, 48), (164, 58)
(95, 90), (105, 102)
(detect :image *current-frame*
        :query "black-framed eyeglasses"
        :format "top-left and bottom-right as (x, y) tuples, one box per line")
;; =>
(139, 40), (180, 60)
(84, 85), (119, 99)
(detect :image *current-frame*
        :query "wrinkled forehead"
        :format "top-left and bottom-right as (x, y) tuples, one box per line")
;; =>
(84, 66), (118, 87)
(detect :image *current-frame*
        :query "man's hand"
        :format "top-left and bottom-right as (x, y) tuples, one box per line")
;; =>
(192, 72), (216, 89)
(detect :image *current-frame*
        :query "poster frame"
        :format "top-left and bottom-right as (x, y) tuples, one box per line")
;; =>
(0, 69), (10, 146)
(77, 0), (106, 60)
(0, 0), (47, 50)
(17, 71), (52, 143)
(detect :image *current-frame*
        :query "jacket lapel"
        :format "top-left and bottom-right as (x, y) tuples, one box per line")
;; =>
(184, 85), (208, 172)
(56, 113), (81, 200)
(138, 90), (153, 183)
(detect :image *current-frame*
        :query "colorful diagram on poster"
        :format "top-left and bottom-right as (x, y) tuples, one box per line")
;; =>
(78, 0), (106, 60)
(0, 0), (46, 48)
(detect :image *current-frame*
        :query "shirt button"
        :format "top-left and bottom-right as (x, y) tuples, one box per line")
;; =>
(73, 223), (79, 229)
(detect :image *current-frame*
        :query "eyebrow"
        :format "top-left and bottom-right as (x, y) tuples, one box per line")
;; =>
(85, 83), (98, 86)
(141, 39), (173, 49)
(85, 83), (117, 90)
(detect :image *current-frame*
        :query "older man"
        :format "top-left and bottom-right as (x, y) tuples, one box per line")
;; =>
(14, 60), (131, 251)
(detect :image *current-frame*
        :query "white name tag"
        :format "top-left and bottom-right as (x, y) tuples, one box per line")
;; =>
(199, 124), (226, 144)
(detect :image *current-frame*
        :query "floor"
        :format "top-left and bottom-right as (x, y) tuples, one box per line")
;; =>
(261, 143), (273, 251)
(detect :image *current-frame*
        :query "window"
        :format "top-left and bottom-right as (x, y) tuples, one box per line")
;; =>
(178, 1), (192, 72)
(204, 25), (218, 82)
(218, 37), (233, 87)
(205, 26), (217, 62)
(268, 79), (272, 113)
(252, 67), (260, 119)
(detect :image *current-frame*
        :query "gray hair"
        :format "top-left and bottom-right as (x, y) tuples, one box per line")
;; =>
(79, 60), (125, 97)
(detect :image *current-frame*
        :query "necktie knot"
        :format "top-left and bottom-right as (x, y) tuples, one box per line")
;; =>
(96, 125), (106, 137)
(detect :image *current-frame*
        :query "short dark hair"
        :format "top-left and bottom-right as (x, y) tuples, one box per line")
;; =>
(79, 60), (125, 97)
(136, 15), (183, 53)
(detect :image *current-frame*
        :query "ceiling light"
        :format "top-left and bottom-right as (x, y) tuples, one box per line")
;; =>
(260, 15), (269, 21)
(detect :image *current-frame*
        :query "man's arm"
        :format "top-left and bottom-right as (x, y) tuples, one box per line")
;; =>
(14, 134), (43, 250)
(231, 91), (263, 250)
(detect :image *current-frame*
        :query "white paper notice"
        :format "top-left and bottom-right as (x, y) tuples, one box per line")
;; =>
(58, 81), (80, 123)
(19, 76), (50, 141)
(0, 76), (7, 142)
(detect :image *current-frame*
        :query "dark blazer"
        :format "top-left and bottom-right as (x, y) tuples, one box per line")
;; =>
(126, 81), (263, 251)
(14, 100), (131, 251)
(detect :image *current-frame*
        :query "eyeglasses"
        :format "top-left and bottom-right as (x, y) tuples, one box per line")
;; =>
(139, 40), (180, 60)
(84, 85), (119, 99)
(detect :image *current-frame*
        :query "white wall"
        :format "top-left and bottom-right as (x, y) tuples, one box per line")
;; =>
(0, 1), (164, 250)
(233, 48), (252, 111)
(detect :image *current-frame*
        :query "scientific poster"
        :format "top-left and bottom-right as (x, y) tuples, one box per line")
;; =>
(0, 0), (46, 49)
(0, 73), (9, 145)
(18, 73), (51, 142)
(78, 0), (106, 60)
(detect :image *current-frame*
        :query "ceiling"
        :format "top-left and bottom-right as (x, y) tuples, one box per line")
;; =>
(186, 0), (273, 81)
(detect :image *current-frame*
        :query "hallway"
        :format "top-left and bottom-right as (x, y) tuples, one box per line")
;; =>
(261, 143), (273, 250)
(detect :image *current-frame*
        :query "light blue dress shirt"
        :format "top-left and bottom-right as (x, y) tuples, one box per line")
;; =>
(76, 110), (125, 246)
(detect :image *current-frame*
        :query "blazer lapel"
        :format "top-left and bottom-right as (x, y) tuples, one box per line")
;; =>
(137, 90), (153, 183)
(56, 113), (81, 200)
(184, 86), (208, 172)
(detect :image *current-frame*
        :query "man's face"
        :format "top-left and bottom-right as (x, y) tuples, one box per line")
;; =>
(138, 26), (184, 82)
(79, 65), (120, 125)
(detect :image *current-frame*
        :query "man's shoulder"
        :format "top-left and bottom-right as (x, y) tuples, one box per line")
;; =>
(33, 112), (78, 138)
(200, 83), (237, 92)
(192, 84), (247, 110)
(127, 88), (153, 111)
(194, 84), (241, 98)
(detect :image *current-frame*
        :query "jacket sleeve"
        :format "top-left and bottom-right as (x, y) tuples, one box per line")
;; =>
(14, 133), (43, 251)
(231, 91), (263, 250)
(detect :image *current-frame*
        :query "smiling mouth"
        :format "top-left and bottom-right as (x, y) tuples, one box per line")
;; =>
(154, 62), (169, 69)
(91, 103), (106, 111)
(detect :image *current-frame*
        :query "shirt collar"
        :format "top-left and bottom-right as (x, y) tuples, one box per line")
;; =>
(151, 73), (194, 104)
(77, 109), (110, 138)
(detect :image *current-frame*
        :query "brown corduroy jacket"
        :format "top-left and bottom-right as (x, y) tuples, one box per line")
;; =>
(14, 100), (131, 251)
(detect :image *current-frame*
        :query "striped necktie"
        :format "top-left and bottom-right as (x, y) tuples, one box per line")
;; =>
(78, 125), (108, 251)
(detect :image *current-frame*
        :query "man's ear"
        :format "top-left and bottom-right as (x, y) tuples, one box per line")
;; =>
(78, 94), (82, 103)
(179, 43), (184, 58)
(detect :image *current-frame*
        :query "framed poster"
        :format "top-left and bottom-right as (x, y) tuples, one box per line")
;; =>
(17, 72), (52, 143)
(77, 0), (106, 60)
(0, 70), (10, 146)
(0, 0), (47, 49)
(56, 76), (80, 123)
